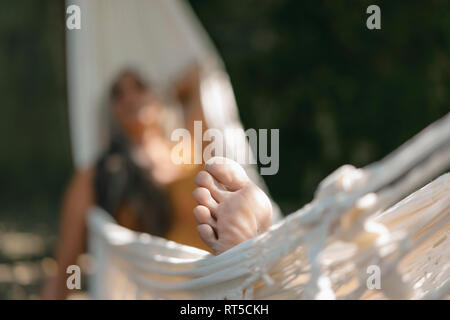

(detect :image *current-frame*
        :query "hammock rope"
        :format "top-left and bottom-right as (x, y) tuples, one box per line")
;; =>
(88, 113), (450, 299)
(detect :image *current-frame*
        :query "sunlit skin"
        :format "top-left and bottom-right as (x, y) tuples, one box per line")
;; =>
(193, 157), (273, 254)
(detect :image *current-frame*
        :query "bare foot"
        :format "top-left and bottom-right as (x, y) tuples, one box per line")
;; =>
(193, 157), (272, 254)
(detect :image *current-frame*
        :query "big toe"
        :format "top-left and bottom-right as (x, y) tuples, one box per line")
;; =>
(205, 157), (250, 191)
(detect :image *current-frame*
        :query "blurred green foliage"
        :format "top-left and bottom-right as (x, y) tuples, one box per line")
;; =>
(0, 0), (70, 219)
(0, 0), (449, 218)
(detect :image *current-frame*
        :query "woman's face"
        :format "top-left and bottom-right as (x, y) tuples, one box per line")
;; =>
(112, 73), (162, 142)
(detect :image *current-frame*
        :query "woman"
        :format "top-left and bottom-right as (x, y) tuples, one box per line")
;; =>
(41, 67), (209, 299)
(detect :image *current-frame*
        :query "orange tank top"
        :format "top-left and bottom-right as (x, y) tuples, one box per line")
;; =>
(165, 164), (211, 252)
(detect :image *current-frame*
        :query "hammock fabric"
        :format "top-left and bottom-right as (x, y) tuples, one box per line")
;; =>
(87, 113), (450, 299)
(65, 0), (450, 299)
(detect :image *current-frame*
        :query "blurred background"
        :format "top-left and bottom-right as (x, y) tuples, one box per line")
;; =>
(0, 0), (449, 299)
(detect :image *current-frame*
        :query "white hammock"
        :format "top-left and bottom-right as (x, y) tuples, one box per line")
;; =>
(87, 113), (450, 299)
(65, 0), (450, 299)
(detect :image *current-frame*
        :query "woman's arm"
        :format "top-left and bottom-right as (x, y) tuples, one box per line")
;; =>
(40, 168), (95, 300)
(173, 64), (207, 134)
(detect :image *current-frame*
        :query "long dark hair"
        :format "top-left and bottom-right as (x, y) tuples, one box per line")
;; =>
(93, 70), (171, 236)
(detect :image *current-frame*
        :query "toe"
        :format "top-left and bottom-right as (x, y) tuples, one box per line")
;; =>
(193, 187), (218, 212)
(195, 170), (227, 202)
(197, 224), (218, 250)
(193, 205), (217, 226)
(205, 157), (250, 191)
